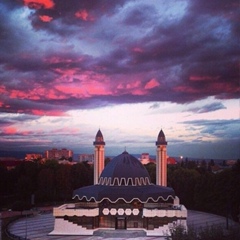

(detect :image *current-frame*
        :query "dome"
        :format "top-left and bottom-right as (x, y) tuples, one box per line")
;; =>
(99, 151), (151, 186)
(73, 151), (175, 203)
(156, 129), (167, 145)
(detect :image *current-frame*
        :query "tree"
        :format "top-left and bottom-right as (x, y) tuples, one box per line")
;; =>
(145, 162), (156, 184)
(169, 168), (200, 208)
(194, 173), (216, 213)
(14, 161), (38, 201)
(229, 160), (240, 221)
(55, 164), (72, 201)
(36, 168), (56, 202)
(71, 162), (93, 190)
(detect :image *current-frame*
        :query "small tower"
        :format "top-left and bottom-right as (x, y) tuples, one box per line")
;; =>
(93, 129), (105, 184)
(156, 129), (168, 186)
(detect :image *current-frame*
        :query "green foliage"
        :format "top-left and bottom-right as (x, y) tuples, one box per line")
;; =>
(36, 168), (56, 202)
(146, 159), (240, 221)
(0, 158), (95, 206)
(55, 164), (72, 201)
(1, 157), (240, 223)
(71, 162), (93, 189)
(168, 168), (200, 209)
(145, 162), (156, 184)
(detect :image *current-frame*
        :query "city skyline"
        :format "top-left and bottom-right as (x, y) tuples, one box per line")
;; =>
(0, 0), (239, 160)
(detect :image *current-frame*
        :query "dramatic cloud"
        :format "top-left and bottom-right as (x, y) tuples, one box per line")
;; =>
(0, 0), (239, 159)
(187, 102), (227, 114)
(182, 119), (240, 140)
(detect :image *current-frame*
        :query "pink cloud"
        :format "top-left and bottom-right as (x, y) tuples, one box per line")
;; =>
(131, 89), (147, 96)
(132, 47), (143, 53)
(45, 56), (80, 65)
(75, 9), (94, 21)
(0, 85), (6, 94)
(50, 127), (80, 135)
(1, 127), (44, 137)
(144, 78), (160, 89)
(115, 80), (148, 95)
(3, 127), (17, 135)
(23, 0), (55, 9)
(20, 130), (32, 136)
(55, 80), (111, 98)
(31, 109), (68, 116)
(126, 80), (141, 89)
(174, 86), (198, 93)
(8, 86), (67, 101)
(9, 90), (28, 99)
(53, 68), (79, 81)
(189, 75), (220, 81)
(39, 15), (53, 22)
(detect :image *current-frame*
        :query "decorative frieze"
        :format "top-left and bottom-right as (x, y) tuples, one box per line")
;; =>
(53, 205), (99, 217)
(102, 208), (140, 216)
(143, 206), (187, 218)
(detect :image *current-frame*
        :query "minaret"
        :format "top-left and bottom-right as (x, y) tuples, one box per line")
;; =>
(156, 129), (168, 186)
(93, 129), (105, 184)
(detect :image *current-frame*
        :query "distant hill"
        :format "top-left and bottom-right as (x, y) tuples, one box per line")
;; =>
(0, 151), (29, 159)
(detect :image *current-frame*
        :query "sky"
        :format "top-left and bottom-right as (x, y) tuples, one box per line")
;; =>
(0, 0), (239, 160)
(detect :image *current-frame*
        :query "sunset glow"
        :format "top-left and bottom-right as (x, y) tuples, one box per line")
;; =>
(0, 0), (239, 159)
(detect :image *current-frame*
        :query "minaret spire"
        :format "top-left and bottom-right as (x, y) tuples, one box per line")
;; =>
(156, 129), (168, 186)
(93, 129), (105, 184)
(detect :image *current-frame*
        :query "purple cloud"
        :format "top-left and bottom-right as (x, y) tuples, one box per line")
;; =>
(187, 102), (227, 113)
(0, 0), (239, 116)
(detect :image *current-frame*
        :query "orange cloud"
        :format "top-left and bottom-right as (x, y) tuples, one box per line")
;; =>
(23, 0), (55, 9)
(145, 78), (160, 89)
(39, 15), (53, 22)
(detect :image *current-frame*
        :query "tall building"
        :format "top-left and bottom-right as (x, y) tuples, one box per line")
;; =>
(51, 129), (187, 237)
(45, 148), (73, 160)
(78, 154), (94, 163)
(93, 129), (105, 184)
(156, 129), (168, 186)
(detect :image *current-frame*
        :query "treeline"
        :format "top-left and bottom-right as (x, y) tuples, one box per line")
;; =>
(0, 158), (239, 222)
(146, 159), (240, 222)
(0, 160), (93, 209)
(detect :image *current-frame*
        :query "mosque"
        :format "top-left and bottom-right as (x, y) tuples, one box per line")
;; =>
(50, 129), (187, 237)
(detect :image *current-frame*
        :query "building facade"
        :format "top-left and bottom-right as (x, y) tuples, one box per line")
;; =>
(78, 154), (94, 163)
(50, 130), (187, 237)
(25, 153), (43, 161)
(45, 148), (73, 160)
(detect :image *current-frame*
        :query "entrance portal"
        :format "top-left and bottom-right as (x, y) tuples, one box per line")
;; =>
(116, 217), (126, 229)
